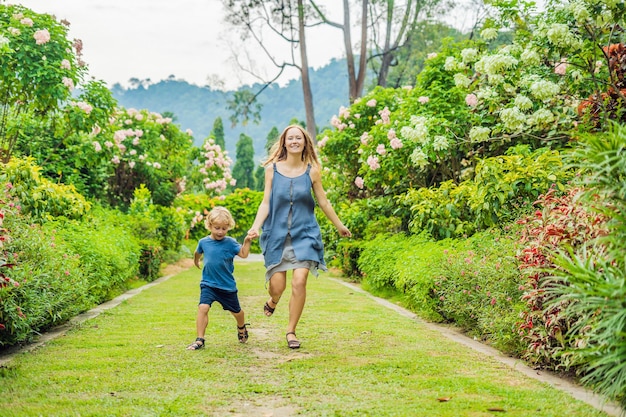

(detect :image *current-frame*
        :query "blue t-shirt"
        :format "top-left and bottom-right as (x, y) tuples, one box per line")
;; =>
(195, 236), (241, 292)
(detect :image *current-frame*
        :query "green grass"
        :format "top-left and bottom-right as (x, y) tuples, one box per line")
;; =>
(0, 261), (610, 416)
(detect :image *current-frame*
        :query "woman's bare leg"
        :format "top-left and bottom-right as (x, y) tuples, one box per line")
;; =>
(286, 268), (309, 341)
(265, 271), (286, 316)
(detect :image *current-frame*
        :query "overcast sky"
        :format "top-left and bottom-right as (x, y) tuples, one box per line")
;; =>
(12, 0), (479, 90)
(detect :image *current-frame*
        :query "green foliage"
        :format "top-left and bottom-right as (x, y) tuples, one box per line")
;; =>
(334, 239), (364, 278)
(232, 133), (256, 189)
(211, 117), (225, 149)
(401, 147), (573, 240)
(541, 124), (626, 406)
(433, 228), (526, 354)
(1, 157), (91, 220)
(47, 214), (141, 303)
(138, 242), (162, 282)
(357, 227), (526, 354)
(0, 201), (90, 346)
(0, 192), (141, 346)
(126, 185), (187, 278)
(174, 189), (263, 252)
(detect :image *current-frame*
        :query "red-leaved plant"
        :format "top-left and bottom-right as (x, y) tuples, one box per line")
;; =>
(515, 186), (608, 369)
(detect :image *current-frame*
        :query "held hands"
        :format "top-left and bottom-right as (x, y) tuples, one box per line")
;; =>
(247, 229), (260, 240)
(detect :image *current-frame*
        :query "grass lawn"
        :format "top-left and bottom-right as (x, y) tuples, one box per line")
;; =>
(0, 260), (611, 416)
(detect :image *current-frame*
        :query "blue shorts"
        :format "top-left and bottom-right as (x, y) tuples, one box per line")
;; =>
(199, 285), (242, 313)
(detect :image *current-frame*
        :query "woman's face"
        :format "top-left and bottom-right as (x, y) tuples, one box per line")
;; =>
(284, 127), (305, 155)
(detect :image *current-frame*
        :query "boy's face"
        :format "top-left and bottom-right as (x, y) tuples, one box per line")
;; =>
(209, 221), (229, 240)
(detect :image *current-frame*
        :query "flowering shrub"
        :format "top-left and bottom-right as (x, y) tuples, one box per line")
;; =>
(0, 4), (86, 162)
(434, 228), (525, 354)
(188, 136), (235, 195)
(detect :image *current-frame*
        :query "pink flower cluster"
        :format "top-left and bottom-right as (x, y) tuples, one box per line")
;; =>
(465, 93), (478, 107)
(378, 107), (391, 124)
(367, 155), (380, 170)
(554, 58), (567, 75)
(33, 29), (50, 45)
(354, 176), (364, 189)
(72, 101), (93, 114)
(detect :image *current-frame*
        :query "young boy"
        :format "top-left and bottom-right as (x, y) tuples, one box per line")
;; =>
(187, 206), (252, 350)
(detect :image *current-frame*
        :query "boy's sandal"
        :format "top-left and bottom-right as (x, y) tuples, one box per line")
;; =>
(263, 298), (279, 317)
(286, 331), (300, 349)
(187, 337), (205, 350)
(237, 323), (250, 343)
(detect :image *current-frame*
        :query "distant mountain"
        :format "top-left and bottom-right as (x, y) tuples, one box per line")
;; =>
(110, 58), (355, 161)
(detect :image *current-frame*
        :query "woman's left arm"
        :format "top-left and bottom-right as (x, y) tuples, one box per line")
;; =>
(310, 165), (351, 237)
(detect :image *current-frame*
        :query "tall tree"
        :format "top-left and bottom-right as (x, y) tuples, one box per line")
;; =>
(368, 0), (453, 88)
(211, 117), (226, 149)
(310, 0), (369, 101)
(264, 126), (280, 155)
(232, 133), (256, 189)
(223, 0), (317, 141)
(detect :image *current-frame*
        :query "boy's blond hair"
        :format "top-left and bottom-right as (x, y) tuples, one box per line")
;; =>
(205, 206), (235, 230)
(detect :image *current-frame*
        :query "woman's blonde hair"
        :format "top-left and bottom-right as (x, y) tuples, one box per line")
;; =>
(263, 124), (320, 168)
(204, 206), (235, 230)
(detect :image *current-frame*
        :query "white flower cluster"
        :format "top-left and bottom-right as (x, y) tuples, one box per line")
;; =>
(480, 28), (499, 41)
(410, 147), (429, 170)
(500, 107), (526, 132)
(461, 48), (479, 64)
(454, 73), (472, 88)
(475, 53), (519, 77)
(528, 108), (555, 128)
(469, 126), (491, 143)
(444, 56), (466, 72)
(530, 79), (560, 101)
(545, 23), (583, 50)
(568, 1), (590, 22)
(433, 135), (449, 151)
(400, 115), (429, 145)
(520, 48), (541, 66)
(514, 94), (533, 111)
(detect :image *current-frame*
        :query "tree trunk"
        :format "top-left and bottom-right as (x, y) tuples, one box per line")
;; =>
(298, 0), (317, 142)
(377, 0), (395, 87)
(355, 0), (368, 98)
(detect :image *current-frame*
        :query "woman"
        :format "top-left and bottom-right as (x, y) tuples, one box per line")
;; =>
(247, 125), (351, 349)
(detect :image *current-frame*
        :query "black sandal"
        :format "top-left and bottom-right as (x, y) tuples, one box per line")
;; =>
(237, 323), (250, 343)
(263, 298), (279, 317)
(187, 337), (205, 350)
(286, 331), (300, 349)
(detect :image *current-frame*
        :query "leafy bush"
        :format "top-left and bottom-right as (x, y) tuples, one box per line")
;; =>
(0, 192), (90, 346)
(542, 125), (626, 407)
(356, 227), (526, 354)
(433, 228), (525, 354)
(2, 157), (91, 220)
(402, 146), (573, 239)
(48, 214), (141, 302)
(516, 187), (608, 369)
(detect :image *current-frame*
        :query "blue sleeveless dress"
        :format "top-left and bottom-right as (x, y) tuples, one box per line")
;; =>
(259, 163), (327, 280)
